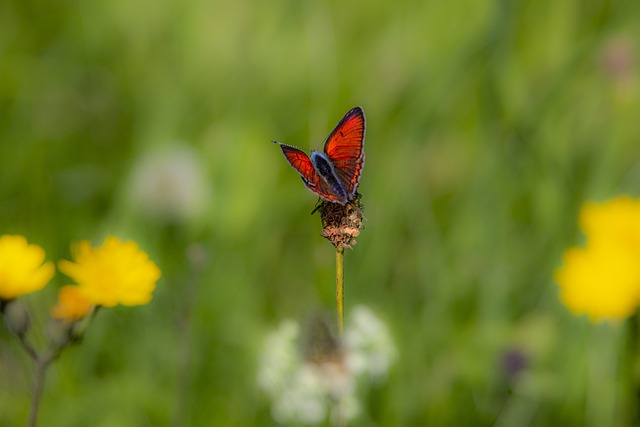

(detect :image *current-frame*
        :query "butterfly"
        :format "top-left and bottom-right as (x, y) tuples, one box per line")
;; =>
(273, 107), (365, 205)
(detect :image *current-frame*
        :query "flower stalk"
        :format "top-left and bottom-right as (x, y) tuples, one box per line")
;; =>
(626, 312), (640, 426)
(336, 247), (345, 337)
(29, 351), (56, 427)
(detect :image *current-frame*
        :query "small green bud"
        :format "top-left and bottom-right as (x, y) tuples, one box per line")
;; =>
(3, 299), (31, 337)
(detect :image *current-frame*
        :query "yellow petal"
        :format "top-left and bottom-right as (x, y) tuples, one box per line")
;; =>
(58, 236), (161, 307)
(52, 286), (93, 322)
(0, 235), (54, 299)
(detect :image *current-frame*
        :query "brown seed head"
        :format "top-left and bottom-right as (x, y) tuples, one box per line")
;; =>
(316, 193), (364, 250)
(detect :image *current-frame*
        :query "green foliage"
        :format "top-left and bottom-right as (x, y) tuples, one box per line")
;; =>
(2, 0), (640, 425)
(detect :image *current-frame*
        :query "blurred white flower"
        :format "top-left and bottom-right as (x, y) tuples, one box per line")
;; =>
(257, 306), (395, 424)
(271, 365), (330, 424)
(128, 144), (210, 223)
(345, 305), (397, 380)
(256, 320), (301, 396)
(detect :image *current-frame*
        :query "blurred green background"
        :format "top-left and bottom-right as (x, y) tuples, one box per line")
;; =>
(2, 0), (640, 425)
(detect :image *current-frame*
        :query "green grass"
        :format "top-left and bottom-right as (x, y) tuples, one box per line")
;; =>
(2, 0), (640, 425)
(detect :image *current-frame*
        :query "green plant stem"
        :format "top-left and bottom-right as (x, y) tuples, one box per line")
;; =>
(172, 272), (200, 427)
(626, 312), (640, 426)
(334, 248), (347, 427)
(29, 353), (54, 427)
(18, 334), (38, 361)
(336, 247), (345, 337)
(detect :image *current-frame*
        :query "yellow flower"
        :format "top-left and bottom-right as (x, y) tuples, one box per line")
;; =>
(556, 244), (640, 321)
(52, 285), (93, 322)
(59, 236), (161, 307)
(581, 196), (640, 252)
(0, 235), (54, 300)
(556, 196), (640, 322)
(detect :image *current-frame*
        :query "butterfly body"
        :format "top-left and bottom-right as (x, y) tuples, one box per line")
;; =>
(309, 151), (349, 203)
(274, 107), (365, 205)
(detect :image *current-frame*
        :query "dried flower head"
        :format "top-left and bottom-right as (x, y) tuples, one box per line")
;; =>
(316, 193), (364, 250)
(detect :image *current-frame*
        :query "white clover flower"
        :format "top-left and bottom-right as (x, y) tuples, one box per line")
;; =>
(345, 305), (397, 380)
(128, 144), (210, 223)
(257, 320), (301, 395)
(257, 307), (395, 424)
(272, 365), (328, 424)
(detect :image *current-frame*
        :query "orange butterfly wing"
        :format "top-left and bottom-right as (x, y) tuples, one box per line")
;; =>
(278, 143), (345, 203)
(323, 107), (365, 199)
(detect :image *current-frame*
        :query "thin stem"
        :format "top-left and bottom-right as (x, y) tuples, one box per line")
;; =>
(29, 353), (54, 427)
(18, 334), (38, 361)
(626, 313), (640, 426)
(171, 244), (206, 427)
(334, 245), (346, 427)
(335, 247), (345, 337)
(172, 275), (199, 427)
